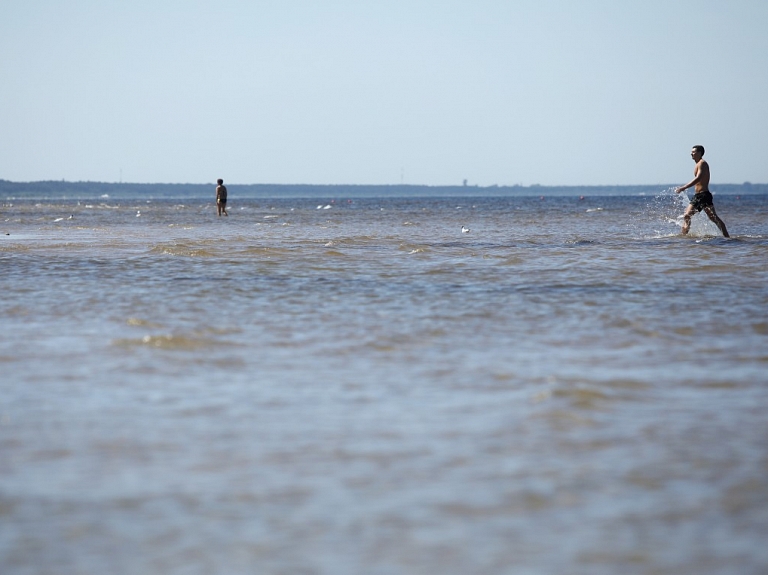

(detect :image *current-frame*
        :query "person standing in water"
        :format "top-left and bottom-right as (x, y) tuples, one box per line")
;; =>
(675, 145), (729, 237)
(216, 178), (228, 217)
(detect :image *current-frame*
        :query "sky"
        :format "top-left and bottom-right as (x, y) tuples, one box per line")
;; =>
(1, 0), (767, 186)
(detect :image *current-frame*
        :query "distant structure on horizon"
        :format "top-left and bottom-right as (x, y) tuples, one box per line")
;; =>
(1, 180), (767, 199)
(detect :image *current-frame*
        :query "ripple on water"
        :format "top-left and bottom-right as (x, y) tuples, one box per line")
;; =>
(3, 193), (768, 574)
(112, 331), (237, 351)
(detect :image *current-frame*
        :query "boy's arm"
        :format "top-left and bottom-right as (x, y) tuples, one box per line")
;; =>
(676, 163), (705, 193)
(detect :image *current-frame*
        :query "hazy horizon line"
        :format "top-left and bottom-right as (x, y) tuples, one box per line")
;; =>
(2, 179), (765, 188)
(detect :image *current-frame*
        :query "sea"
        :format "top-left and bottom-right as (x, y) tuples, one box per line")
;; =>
(1, 187), (767, 575)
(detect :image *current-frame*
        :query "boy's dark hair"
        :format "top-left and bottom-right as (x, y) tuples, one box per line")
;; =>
(692, 145), (705, 156)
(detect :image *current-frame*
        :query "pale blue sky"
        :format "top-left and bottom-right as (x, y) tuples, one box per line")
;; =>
(1, 0), (766, 186)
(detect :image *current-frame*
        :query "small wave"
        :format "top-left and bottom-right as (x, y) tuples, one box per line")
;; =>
(112, 333), (230, 351)
(552, 386), (611, 409)
(126, 317), (164, 328)
(650, 231), (680, 239)
(148, 242), (218, 257)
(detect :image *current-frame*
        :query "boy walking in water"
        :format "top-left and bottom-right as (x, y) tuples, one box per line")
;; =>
(216, 178), (228, 217)
(675, 145), (729, 237)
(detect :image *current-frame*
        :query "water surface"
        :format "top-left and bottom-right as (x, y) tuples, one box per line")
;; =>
(2, 191), (767, 574)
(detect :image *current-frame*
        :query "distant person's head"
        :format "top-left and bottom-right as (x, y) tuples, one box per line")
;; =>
(217, 179), (224, 185)
(692, 145), (705, 157)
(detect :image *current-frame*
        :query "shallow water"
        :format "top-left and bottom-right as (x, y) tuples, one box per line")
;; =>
(2, 191), (768, 574)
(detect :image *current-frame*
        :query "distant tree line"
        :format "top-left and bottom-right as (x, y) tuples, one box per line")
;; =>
(1, 179), (765, 199)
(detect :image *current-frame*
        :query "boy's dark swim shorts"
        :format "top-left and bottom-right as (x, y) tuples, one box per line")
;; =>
(690, 191), (714, 213)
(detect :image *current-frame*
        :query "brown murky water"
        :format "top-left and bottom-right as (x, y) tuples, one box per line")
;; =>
(2, 191), (767, 574)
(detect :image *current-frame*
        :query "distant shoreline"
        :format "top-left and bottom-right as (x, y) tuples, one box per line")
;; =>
(2, 179), (766, 199)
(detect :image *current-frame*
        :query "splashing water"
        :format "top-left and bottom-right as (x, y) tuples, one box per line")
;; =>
(641, 187), (723, 238)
